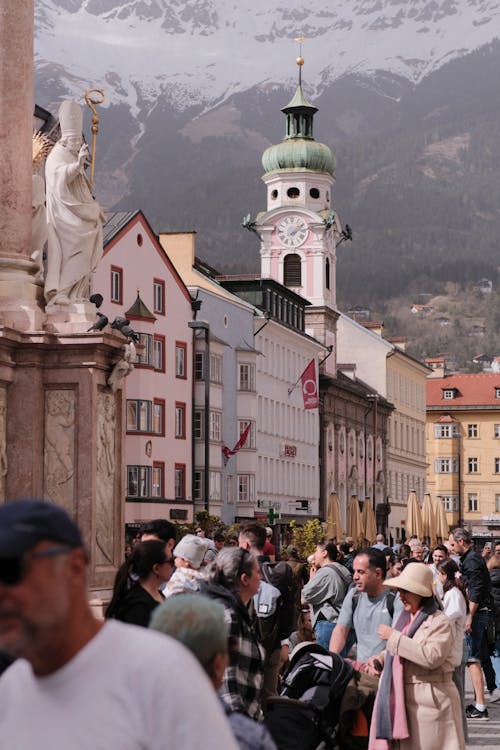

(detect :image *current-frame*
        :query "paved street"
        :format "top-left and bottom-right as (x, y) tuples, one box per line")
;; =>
(465, 672), (500, 748)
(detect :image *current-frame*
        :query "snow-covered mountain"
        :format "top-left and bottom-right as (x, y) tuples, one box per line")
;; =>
(35, 0), (500, 114)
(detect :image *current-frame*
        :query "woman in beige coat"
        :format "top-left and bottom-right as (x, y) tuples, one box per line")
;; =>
(367, 562), (465, 750)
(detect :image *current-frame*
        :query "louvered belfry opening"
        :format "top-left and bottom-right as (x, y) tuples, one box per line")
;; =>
(284, 253), (302, 286)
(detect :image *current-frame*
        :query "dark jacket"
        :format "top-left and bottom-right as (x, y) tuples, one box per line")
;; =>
(107, 583), (162, 627)
(460, 546), (491, 609)
(490, 565), (500, 630)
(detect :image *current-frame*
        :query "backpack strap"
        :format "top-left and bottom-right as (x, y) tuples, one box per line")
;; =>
(352, 589), (395, 618)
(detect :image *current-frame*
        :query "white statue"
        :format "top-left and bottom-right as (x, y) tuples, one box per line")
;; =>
(44, 100), (104, 306)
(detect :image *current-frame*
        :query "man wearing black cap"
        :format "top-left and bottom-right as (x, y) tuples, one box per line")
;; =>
(0, 499), (237, 749)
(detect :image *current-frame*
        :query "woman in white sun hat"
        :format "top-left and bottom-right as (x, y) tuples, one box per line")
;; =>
(367, 561), (465, 750)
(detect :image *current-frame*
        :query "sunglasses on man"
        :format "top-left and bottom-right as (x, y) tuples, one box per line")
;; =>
(0, 545), (73, 586)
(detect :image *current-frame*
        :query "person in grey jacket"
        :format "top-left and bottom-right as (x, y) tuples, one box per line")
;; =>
(301, 539), (352, 649)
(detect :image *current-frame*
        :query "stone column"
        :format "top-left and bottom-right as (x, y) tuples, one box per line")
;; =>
(0, 1), (44, 330)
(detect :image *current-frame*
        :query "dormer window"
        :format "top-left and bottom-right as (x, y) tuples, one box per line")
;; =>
(495, 388), (500, 399)
(442, 389), (456, 400)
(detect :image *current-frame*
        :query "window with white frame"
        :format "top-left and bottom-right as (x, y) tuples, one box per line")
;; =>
(175, 343), (187, 378)
(238, 474), (255, 504)
(468, 457), (478, 473)
(443, 389), (456, 400)
(152, 463), (164, 498)
(467, 424), (478, 438)
(153, 336), (165, 372)
(441, 495), (458, 512)
(435, 424), (456, 438)
(496, 388), (500, 399)
(209, 471), (222, 501)
(468, 493), (478, 512)
(238, 363), (255, 391)
(175, 403), (186, 439)
(495, 424), (500, 438)
(194, 410), (203, 440)
(127, 465), (151, 497)
(193, 470), (203, 501)
(495, 458), (500, 474)
(110, 267), (122, 303)
(237, 420), (256, 449)
(153, 279), (165, 314)
(209, 411), (222, 442)
(174, 464), (186, 500)
(226, 474), (234, 504)
(126, 400), (151, 433)
(210, 354), (223, 383)
(136, 333), (153, 366)
(434, 457), (457, 473)
(195, 352), (204, 380)
(496, 494), (500, 513)
(152, 400), (164, 436)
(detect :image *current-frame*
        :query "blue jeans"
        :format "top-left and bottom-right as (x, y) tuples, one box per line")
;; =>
(314, 620), (336, 650)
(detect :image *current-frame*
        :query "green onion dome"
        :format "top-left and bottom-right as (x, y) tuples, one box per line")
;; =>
(262, 138), (335, 176)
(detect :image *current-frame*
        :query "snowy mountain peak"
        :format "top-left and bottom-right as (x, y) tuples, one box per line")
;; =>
(35, 0), (500, 113)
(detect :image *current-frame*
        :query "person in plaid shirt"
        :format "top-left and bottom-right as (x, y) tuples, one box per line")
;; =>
(202, 547), (265, 721)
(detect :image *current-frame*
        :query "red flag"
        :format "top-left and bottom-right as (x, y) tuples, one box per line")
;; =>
(222, 422), (252, 464)
(301, 359), (318, 409)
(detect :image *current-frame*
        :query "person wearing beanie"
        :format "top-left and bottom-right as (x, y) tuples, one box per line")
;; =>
(163, 534), (205, 597)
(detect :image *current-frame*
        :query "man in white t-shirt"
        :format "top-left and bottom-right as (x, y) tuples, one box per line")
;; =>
(329, 548), (400, 662)
(0, 499), (237, 750)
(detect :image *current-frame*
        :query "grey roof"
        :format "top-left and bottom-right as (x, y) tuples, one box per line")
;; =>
(103, 211), (139, 246)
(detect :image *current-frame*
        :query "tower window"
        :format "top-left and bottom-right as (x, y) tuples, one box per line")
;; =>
(271, 189), (278, 200)
(283, 254), (302, 287)
(310, 188), (320, 199)
(287, 187), (300, 199)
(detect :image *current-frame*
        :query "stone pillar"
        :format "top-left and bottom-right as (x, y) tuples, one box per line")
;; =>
(0, 0), (44, 330)
(3, 331), (125, 595)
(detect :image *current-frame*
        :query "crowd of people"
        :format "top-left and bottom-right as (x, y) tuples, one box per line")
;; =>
(0, 499), (499, 750)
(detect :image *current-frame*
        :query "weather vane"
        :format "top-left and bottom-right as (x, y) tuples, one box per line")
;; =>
(294, 35), (306, 82)
(84, 88), (105, 192)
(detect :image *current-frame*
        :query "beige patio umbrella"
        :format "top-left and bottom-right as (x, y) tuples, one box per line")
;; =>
(406, 489), (423, 541)
(361, 499), (377, 544)
(421, 492), (437, 548)
(433, 495), (450, 542)
(326, 492), (343, 541)
(347, 495), (364, 547)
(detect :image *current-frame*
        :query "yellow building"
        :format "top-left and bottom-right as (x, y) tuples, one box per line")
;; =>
(427, 373), (500, 536)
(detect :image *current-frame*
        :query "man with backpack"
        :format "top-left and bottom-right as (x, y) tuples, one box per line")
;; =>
(301, 539), (352, 650)
(239, 524), (297, 705)
(329, 548), (399, 661)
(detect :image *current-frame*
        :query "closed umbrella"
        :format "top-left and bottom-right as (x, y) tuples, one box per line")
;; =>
(326, 492), (343, 541)
(421, 492), (437, 548)
(347, 495), (363, 547)
(361, 499), (377, 544)
(406, 490), (423, 541)
(433, 495), (450, 542)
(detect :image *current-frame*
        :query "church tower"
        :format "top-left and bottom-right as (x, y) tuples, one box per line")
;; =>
(256, 56), (341, 373)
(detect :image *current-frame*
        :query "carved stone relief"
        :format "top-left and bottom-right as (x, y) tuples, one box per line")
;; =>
(0, 387), (7, 502)
(95, 391), (115, 565)
(44, 389), (75, 514)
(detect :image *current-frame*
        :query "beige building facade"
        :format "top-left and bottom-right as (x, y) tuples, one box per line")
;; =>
(427, 373), (500, 537)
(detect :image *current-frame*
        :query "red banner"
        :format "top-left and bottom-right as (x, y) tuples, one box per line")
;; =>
(222, 422), (251, 464)
(301, 359), (319, 409)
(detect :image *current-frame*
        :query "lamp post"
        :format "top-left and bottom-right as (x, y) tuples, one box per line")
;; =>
(188, 321), (210, 513)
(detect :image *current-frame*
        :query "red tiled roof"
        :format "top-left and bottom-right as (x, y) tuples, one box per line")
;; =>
(427, 373), (500, 407)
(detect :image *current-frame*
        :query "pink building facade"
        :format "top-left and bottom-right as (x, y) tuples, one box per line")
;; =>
(93, 211), (194, 532)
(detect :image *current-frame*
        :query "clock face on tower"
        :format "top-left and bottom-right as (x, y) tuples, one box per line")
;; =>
(277, 216), (308, 248)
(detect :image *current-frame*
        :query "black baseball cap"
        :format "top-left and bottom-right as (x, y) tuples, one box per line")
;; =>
(0, 499), (83, 557)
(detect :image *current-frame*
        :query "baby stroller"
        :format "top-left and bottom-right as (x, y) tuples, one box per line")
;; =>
(264, 643), (377, 750)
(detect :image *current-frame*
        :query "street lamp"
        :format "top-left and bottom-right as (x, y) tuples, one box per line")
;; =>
(188, 321), (210, 513)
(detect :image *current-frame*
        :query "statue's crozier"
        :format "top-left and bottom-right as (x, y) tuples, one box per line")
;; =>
(44, 100), (104, 306)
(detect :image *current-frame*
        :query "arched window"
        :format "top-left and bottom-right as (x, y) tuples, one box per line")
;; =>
(283, 254), (302, 286)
